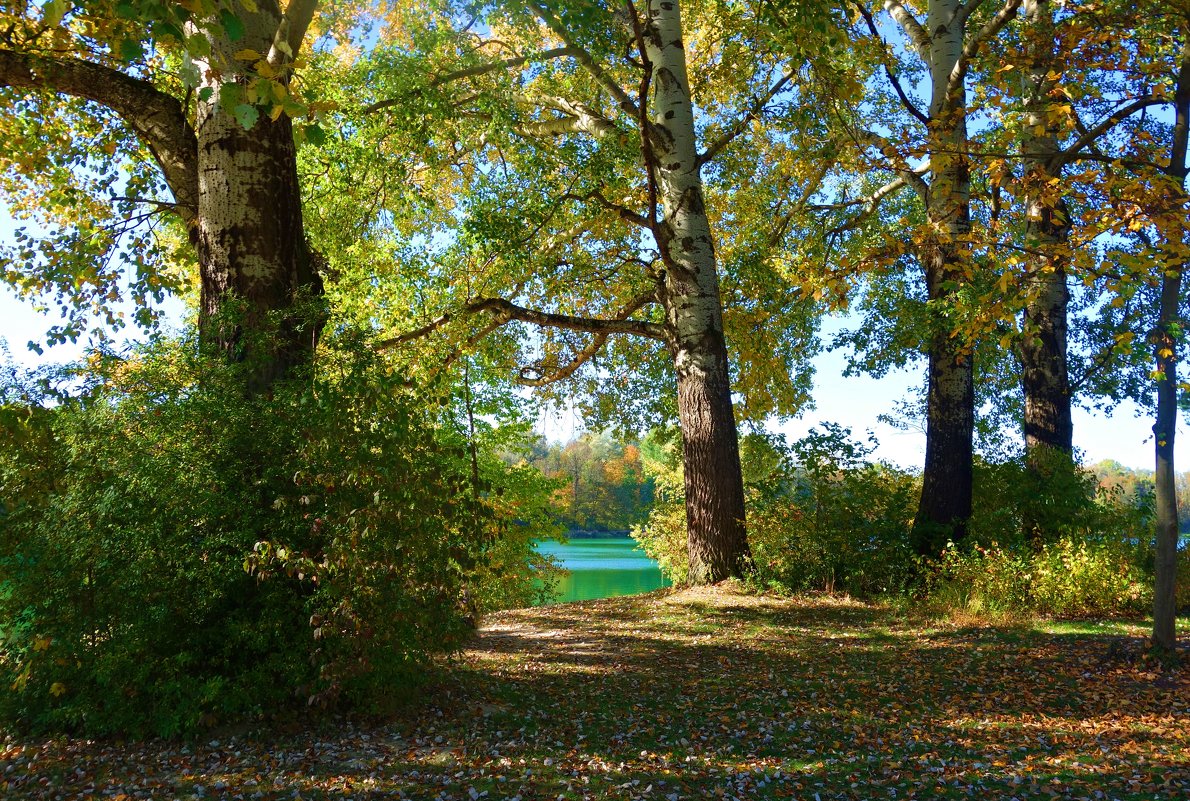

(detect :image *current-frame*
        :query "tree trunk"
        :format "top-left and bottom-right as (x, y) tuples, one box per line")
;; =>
(911, 0), (976, 555)
(1151, 31), (1190, 653)
(1152, 268), (1182, 652)
(913, 247), (975, 556)
(192, 1), (323, 388)
(1019, 0), (1073, 460)
(644, 0), (750, 583)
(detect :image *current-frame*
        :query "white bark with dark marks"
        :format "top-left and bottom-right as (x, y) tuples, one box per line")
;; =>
(644, 0), (750, 584)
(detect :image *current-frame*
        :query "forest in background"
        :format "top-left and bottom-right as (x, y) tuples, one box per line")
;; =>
(521, 430), (1190, 535)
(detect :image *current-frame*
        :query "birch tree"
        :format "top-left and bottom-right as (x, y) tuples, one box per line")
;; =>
(344, 0), (825, 583)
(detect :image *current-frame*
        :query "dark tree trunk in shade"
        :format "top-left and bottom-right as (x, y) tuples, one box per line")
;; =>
(1151, 35), (1190, 652)
(673, 334), (751, 584)
(912, 247), (975, 558)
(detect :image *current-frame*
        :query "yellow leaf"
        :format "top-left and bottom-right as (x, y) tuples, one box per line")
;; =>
(49, 682), (66, 697)
(240, 0), (259, 11)
(33, 636), (51, 652)
(234, 49), (265, 62)
(270, 104), (284, 121)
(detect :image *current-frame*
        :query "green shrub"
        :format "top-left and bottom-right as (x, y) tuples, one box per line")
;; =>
(0, 332), (541, 736)
(969, 448), (1152, 548)
(633, 426), (917, 597)
(925, 537), (1152, 619)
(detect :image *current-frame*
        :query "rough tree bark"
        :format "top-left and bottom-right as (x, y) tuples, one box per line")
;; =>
(1151, 31), (1190, 654)
(1018, 0), (1073, 463)
(642, 0), (751, 584)
(190, 1), (323, 387)
(908, 0), (1004, 555)
(0, 0), (323, 387)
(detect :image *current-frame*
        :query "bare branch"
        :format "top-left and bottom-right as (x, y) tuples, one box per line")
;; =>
(949, 0), (1023, 99)
(375, 292), (665, 352)
(0, 48), (198, 224)
(468, 295), (665, 339)
(362, 47), (578, 115)
(851, 128), (930, 200)
(520, 96), (625, 140)
(824, 174), (918, 235)
(562, 188), (651, 229)
(882, 0), (932, 63)
(1051, 95), (1164, 170)
(699, 70), (795, 166)
(515, 292), (656, 386)
(854, 3), (930, 126)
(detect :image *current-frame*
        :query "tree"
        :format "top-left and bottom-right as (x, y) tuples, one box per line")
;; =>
(1150, 20), (1189, 654)
(358, 0), (825, 583)
(1, 0), (326, 388)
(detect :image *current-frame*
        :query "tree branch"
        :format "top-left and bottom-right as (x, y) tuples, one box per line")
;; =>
(854, 3), (930, 126)
(267, 0), (320, 67)
(699, 69), (795, 166)
(882, 0), (932, 64)
(523, 0), (639, 117)
(851, 128), (930, 200)
(375, 292), (665, 352)
(949, 0), (1023, 100)
(362, 47), (579, 115)
(520, 96), (626, 140)
(1051, 94), (1164, 170)
(0, 49), (198, 224)
(515, 292), (656, 386)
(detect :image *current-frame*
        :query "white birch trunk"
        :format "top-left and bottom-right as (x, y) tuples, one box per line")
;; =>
(913, 0), (976, 554)
(643, 0), (749, 583)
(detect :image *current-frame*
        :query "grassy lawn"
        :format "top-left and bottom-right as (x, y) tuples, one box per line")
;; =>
(1, 585), (1186, 799)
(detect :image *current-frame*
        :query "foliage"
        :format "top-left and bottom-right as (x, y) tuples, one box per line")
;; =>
(968, 448), (1154, 547)
(516, 431), (654, 533)
(747, 425), (919, 597)
(925, 537), (1154, 619)
(633, 425), (918, 596)
(6, 589), (1188, 799)
(0, 328), (544, 736)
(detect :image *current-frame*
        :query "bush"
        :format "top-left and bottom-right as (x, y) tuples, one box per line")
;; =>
(632, 426), (918, 597)
(746, 426), (918, 597)
(924, 537), (1152, 619)
(969, 448), (1152, 548)
(0, 332), (541, 736)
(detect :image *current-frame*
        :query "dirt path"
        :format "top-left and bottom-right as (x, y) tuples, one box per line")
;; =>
(2, 585), (1187, 799)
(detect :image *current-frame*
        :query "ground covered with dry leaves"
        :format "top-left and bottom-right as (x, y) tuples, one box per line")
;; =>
(2, 584), (1187, 800)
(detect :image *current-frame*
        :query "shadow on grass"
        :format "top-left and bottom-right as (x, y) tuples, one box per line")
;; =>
(3, 589), (1187, 800)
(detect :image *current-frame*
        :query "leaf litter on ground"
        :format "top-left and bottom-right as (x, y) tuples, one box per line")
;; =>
(2, 583), (1187, 800)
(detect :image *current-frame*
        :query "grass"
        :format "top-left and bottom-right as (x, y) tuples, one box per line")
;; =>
(1, 584), (1187, 799)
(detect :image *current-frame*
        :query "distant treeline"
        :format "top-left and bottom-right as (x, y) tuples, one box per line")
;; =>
(1087, 460), (1190, 533)
(504, 434), (1188, 535)
(502, 431), (655, 533)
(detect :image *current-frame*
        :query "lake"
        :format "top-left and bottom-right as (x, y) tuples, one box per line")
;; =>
(535, 536), (671, 604)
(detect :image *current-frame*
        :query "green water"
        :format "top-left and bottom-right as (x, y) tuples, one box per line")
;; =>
(535, 537), (671, 604)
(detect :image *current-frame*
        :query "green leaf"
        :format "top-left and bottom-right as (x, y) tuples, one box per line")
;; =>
(219, 83), (244, 108)
(233, 103), (260, 130)
(119, 39), (145, 63)
(198, 87), (215, 103)
(304, 124), (326, 147)
(42, 0), (70, 27)
(220, 9), (246, 42)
